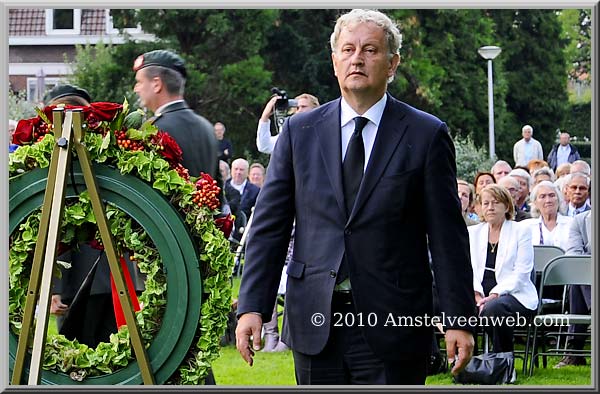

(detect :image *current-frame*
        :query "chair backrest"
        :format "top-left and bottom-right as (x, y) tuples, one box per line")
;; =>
(533, 245), (565, 273)
(539, 255), (592, 301)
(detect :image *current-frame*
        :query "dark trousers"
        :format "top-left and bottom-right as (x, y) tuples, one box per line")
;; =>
(479, 294), (535, 353)
(292, 292), (428, 385)
(568, 284), (592, 349)
(58, 294), (117, 348)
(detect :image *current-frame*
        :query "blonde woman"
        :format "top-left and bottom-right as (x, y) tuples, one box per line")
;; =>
(468, 184), (538, 353)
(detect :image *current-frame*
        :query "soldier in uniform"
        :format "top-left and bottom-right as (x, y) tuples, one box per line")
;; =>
(132, 49), (219, 179)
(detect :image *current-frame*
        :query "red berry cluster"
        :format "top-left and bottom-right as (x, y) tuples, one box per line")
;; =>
(115, 129), (144, 151)
(172, 163), (190, 182)
(192, 173), (221, 210)
(34, 122), (51, 142)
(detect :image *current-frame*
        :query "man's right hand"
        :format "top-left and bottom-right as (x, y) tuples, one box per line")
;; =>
(50, 294), (69, 315)
(235, 312), (263, 366)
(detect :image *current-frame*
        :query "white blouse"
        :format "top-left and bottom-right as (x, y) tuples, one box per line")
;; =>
(522, 214), (573, 252)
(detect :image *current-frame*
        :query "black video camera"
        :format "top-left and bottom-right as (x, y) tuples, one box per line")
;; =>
(271, 87), (298, 133)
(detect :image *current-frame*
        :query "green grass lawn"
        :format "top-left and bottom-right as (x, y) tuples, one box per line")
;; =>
(214, 276), (592, 386)
(212, 343), (591, 386)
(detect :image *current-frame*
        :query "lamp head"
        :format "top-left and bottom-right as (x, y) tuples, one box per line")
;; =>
(478, 45), (502, 60)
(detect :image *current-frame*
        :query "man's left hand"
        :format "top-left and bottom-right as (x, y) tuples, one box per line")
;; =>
(445, 329), (474, 375)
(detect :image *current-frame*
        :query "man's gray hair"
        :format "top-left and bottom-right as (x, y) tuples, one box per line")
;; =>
(491, 160), (512, 173)
(530, 180), (565, 217)
(570, 160), (591, 176)
(568, 172), (591, 187)
(232, 158), (249, 170)
(522, 124), (534, 134)
(508, 168), (532, 189)
(143, 65), (186, 96)
(532, 167), (556, 183)
(330, 9), (402, 83)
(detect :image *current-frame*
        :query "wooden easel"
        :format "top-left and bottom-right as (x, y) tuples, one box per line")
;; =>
(11, 108), (155, 385)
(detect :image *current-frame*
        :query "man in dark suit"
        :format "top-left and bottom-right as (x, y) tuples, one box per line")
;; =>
(227, 158), (260, 220)
(236, 9), (475, 385)
(133, 49), (219, 179)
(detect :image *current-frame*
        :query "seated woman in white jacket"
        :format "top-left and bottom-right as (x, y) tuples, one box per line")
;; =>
(521, 180), (572, 251)
(469, 184), (539, 353)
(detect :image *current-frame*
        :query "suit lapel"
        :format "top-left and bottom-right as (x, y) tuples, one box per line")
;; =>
(348, 95), (408, 223)
(314, 99), (346, 217)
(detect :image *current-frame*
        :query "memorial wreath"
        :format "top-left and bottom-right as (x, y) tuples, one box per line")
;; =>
(9, 100), (234, 384)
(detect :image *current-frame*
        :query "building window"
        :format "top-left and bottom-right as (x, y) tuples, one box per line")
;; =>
(106, 9), (141, 34)
(45, 9), (81, 35)
(27, 77), (62, 103)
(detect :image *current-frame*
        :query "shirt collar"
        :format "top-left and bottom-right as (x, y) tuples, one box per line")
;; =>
(155, 99), (185, 116)
(231, 179), (247, 189)
(340, 94), (387, 129)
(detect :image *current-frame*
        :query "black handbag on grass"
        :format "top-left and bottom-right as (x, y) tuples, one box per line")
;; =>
(453, 352), (517, 385)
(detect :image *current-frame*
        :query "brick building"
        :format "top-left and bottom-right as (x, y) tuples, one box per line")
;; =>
(9, 9), (154, 102)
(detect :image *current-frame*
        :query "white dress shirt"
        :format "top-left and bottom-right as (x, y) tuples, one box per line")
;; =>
(230, 179), (246, 195)
(340, 94), (387, 171)
(556, 144), (570, 167)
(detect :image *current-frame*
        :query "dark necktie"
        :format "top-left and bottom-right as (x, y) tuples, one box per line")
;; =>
(342, 116), (369, 216)
(337, 116), (368, 284)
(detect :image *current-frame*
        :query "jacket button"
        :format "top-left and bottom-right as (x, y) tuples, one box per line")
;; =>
(329, 270), (337, 278)
(344, 229), (352, 235)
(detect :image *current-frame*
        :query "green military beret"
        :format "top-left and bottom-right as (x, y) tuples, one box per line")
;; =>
(44, 84), (92, 105)
(132, 49), (187, 78)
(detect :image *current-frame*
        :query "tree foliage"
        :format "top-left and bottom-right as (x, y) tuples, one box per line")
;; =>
(558, 9), (592, 83)
(490, 9), (568, 161)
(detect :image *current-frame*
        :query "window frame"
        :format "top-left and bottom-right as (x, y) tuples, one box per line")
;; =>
(105, 9), (142, 34)
(45, 9), (81, 35)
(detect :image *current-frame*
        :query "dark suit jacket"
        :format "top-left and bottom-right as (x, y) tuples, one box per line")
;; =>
(153, 101), (219, 179)
(226, 180), (260, 219)
(237, 94), (476, 362)
(53, 243), (143, 301)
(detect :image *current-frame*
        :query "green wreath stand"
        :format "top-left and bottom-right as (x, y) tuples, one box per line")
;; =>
(9, 162), (202, 385)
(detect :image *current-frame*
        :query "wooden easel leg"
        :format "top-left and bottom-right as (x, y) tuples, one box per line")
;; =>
(11, 109), (66, 385)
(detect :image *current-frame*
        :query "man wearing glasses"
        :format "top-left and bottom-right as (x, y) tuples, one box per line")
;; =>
(566, 173), (591, 217)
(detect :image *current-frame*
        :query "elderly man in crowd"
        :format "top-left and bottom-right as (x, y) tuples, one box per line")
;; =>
(227, 158), (260, 220)
(491, 160), (512, 181)
(547, 131), (580, 171)
(508, 168), (533, 213)
(497, 175), (531, 222)
(566, 173), (591, 217)
(570, 160), (591, 177)
(513, 124), (544, 167)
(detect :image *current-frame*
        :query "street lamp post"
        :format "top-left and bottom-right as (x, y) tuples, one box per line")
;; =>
(478, 45), (501, 160)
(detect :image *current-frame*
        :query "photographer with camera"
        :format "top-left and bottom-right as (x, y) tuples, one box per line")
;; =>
(256, 89), (320, 154)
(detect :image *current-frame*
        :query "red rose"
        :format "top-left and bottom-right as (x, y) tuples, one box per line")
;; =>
(13, 117), (40, 145)
(155, 131), (183, 164)
(215, 214), (234, 239)
(90, 102), (123, 122)
(86, 112), (101, 130)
